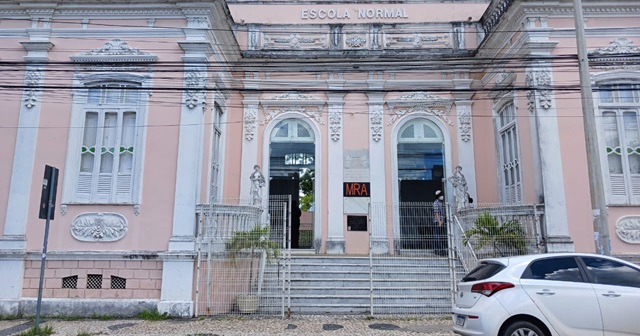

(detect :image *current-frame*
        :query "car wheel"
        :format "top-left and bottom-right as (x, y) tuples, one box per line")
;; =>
(501, 320), (547, 336)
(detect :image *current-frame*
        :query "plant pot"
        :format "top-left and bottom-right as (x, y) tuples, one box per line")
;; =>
(237, 294), (259, 313)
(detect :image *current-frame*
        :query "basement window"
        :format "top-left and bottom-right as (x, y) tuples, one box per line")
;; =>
(111, 276), (127, 289)
(62, 275), (78, 289)
(87, 274), (103, 289)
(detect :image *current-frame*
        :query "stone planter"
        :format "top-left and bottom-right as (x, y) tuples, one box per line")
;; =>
(237, 294), (259, 313)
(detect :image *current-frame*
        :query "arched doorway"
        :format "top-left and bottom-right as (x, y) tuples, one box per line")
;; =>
(269, 118), (315, 249)
(396, 118), (445, 250)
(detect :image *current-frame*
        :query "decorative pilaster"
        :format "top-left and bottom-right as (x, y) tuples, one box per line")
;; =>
(367, 83), (388, 254)
(0, 37), (52, 309)
(526, 64), (574, 252)
(453, 100), (477, 201)
(239, 91), (260, 201)
(326, 77), (345, 253)
(159, 39), (211, 318)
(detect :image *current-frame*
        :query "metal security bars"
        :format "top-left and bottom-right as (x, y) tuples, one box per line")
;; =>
(194, 196), (291, 317)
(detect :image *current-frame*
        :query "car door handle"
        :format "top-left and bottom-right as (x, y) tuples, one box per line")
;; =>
(535, 289), (556, 296)
(601, 291), (620, 298)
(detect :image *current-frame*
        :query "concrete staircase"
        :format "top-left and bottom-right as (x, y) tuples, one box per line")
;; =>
(258, 254), (465, 315)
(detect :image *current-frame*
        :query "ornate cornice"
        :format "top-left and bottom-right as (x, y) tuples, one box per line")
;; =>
(70, 39), (158, 63)
(588, 38), (640, 70)
(71, 212), (128, 242)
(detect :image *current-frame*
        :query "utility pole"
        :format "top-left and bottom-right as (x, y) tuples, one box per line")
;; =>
(573, 0), (611, 255)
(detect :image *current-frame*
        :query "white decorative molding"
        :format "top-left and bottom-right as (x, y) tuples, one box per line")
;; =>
(384, 32), (450, 48)
(589, 38), (640, 70)
(60, 204), (67, 216)
(345, 34), (367, 48)
(23, 70), (42, 109)
(616, 216), (640, 244)
(260, 92), (326, 126)
(244, 107), (258, 141)
(589, 37), (640, 55)
(71, 212), (128, 242)
(386, 92), (454, 126)
(184, 71), (208, 109)
(70, 39), (158, 63)
(371, 108), (383, 142)
(262, 33), (328, 50)
(261, 106), (324, 125)
(329, 110), (342, 141)
(525, 69), (552, 113)
(133, 204), (141, 216)
(458, 106), (472, 142)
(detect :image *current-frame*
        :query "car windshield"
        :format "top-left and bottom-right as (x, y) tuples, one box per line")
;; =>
(461, 261), (505, 282)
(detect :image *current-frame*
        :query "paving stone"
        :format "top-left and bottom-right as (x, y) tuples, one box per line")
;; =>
(322, 323), (344, 331)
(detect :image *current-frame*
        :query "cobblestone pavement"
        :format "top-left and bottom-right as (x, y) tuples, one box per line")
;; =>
(0, 315), (456, 336)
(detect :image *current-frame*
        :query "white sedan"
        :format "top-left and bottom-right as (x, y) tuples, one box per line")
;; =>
(452, 253), (640, 336)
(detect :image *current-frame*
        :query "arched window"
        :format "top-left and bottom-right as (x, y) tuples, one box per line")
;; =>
(496, 102), (522, 204)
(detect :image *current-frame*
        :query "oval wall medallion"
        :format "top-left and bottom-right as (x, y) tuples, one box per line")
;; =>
(71, 212), (128, 242)
(616, 216), (640, 244)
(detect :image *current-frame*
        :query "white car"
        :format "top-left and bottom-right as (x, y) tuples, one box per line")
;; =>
(452, 253), (640, 336)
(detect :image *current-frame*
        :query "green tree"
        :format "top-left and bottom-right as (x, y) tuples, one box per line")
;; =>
(299, 169), (314, 211)
(463, 212), (528, 257)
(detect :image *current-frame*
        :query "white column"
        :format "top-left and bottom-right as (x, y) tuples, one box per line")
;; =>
(159, 40), (211, 318)
(326, 90), (345, 254)
(0, 40), (52, 312)
(239, 92), (260, 201)
(454, 100), (477, 200)
(527, 65), (574, 252)
(367, 90), (388, 254)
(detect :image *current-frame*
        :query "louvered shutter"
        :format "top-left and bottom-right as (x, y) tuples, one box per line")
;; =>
(609, 174), (628, 204)
(115, 112), (136, 202)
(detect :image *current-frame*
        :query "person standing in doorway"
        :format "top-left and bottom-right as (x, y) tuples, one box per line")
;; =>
(433, 190), (448, 256)
(291, 200), (302, 248)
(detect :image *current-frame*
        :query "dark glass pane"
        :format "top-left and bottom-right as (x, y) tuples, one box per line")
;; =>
(523, 257), (584, 282)
(582, 257), (640, 288)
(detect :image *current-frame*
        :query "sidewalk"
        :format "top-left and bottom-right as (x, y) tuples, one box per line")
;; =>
(0, 315), (456, 336)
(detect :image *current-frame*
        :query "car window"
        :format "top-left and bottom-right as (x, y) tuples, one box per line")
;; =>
(461, 261), (505, 282)
(521, 257), (584, 282)
(581, 257), (640, 288)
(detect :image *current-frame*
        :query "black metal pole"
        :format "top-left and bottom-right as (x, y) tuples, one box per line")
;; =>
(35, 168), (57, 330)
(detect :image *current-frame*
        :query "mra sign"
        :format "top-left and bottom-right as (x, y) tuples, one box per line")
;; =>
(343, 182), (370, 197)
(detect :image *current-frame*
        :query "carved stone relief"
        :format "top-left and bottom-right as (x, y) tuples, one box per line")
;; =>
(589, 37), (640, 70)
(185, 71), (208, 109)
(345, 34), (367, 48)
(23, 69), (42, 109)
(329, 109), (342, 141)
(458, 104), (472, 142)
(71, 212), (128, 242)
(370, 106), (383, 142)
(384, 32), (450, 48)
(262, 33), (328, 49)
(259, 92), (326, 126)
(386, 92), (455, 127)
(244, 106), (257, 141)
(525, 69), (552, 113)
(261, 106), (324, 125)
(616, 216), (640, 244)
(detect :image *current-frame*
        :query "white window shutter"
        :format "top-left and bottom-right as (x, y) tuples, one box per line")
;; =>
(115, 173), (132, 202)
(609, 174), (627, 204)
(96, 173), (112, 202)
(76, 172), (93, 202)
(630, 175), (640, 203)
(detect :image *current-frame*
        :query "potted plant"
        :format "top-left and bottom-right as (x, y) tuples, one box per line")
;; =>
(226, 225), (280, 313)
(463, 212), (528, 258)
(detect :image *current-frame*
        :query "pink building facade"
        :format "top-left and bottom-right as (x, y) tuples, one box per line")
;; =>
(1, 0), (640, 316)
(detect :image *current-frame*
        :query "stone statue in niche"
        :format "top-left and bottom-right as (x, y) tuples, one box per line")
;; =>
(448, 165), (469, 211)
(250, 164), (266, 206)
